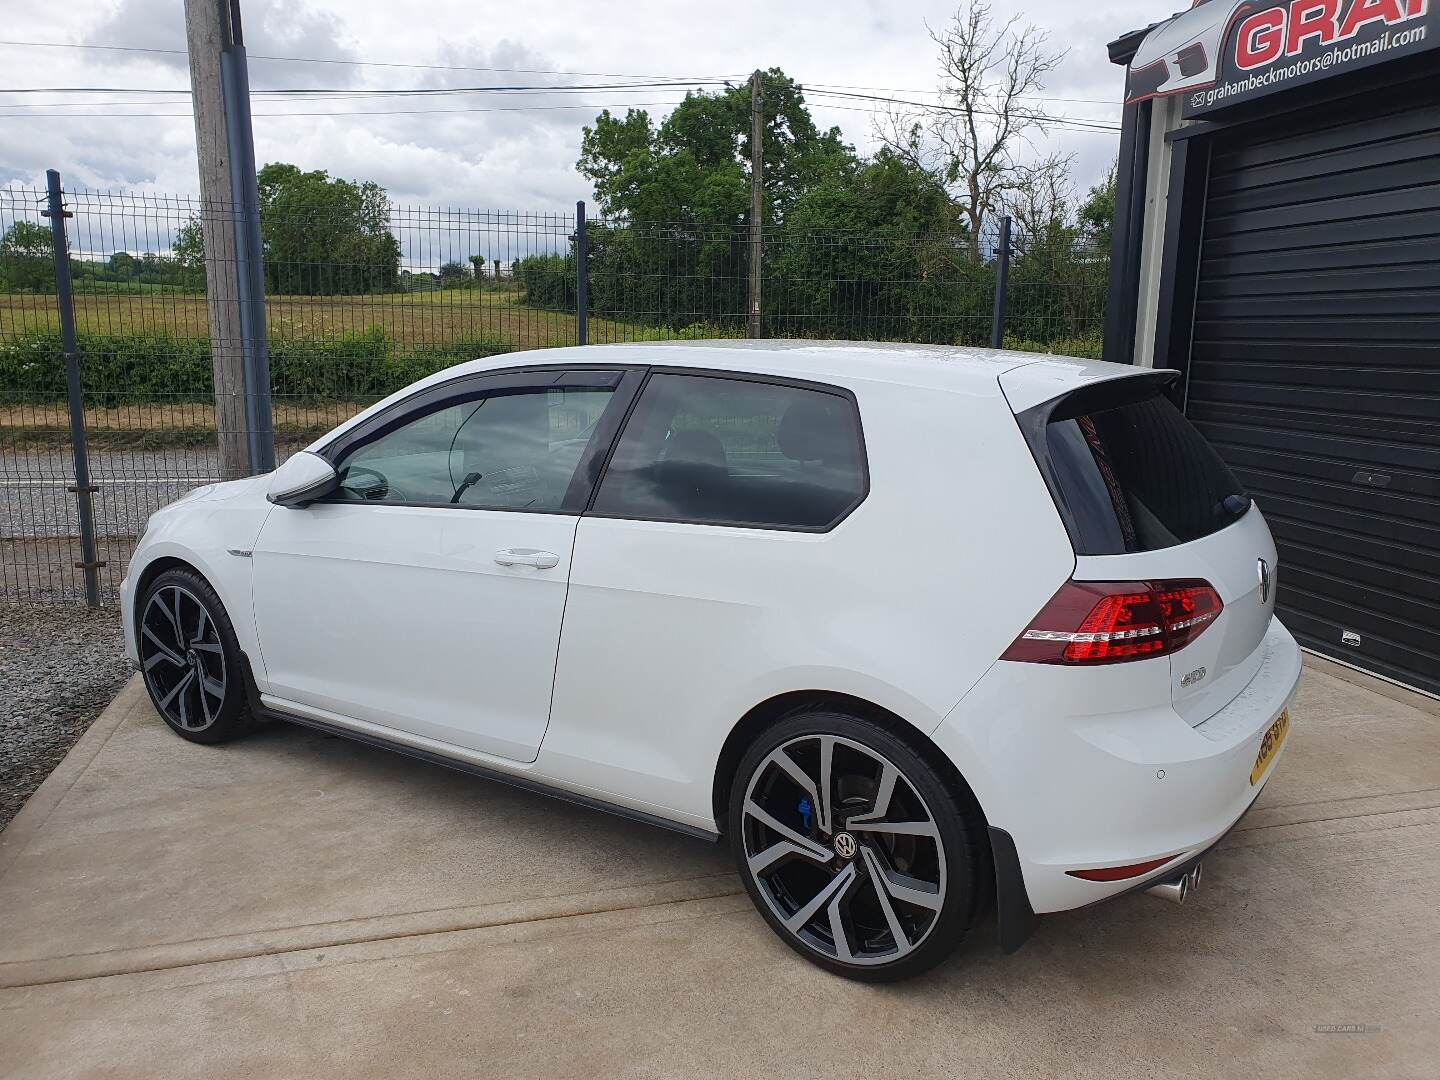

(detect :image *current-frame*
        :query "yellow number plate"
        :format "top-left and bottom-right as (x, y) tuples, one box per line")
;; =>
(1250, 708), (1290, 785)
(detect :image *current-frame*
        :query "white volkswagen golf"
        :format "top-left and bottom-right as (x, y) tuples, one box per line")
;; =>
(122, 341), (1300, 981)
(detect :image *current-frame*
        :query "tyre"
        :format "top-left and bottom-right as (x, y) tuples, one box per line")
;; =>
(728, 707), (987, 982)
(137, 567), (255, 745)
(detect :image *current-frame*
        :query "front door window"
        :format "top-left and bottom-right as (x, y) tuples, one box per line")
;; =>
(335, 386), (615, 509)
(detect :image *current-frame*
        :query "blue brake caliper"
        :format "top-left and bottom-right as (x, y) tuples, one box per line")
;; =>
(797, 797), (813, 835)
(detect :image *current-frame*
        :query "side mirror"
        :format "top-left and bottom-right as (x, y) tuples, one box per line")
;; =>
(266, 451), (339, 507)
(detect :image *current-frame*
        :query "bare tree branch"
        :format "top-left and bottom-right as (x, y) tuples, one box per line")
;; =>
(875, 1), (1068, 260)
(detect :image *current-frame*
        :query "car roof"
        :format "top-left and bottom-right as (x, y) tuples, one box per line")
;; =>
(311, 341), (1158, 453)
(445, 339), (1142, 395)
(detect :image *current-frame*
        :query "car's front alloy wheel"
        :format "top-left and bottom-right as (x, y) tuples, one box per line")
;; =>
(138, 568), (254, 744)
(730, 710), (985, 981)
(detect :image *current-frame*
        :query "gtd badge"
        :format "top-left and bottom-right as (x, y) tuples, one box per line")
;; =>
(1258, 558), (1272, 604)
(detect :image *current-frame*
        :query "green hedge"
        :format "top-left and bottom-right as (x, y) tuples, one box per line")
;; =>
(1002, 333), (1104, 360)
(0, 328), (509, 402)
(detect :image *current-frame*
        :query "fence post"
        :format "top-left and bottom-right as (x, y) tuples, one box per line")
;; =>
(990, 215), (1013, 350)
(219, 2), (274, 474)
(747, 70), (764, 338)
(43, 170), (103, 608)
(575, 200), (588, 346)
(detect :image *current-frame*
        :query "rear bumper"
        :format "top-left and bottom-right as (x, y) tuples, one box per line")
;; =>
(934, 616), (1301, 926)
(989, 774), (1272, 951)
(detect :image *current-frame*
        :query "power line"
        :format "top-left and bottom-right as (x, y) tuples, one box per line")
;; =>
(0, 86), (1119, 132)
(0, 39), (745, 83)
(808, 100), (1119, 135)
(0, 99), (1122, 136)
(801, 80), (1120, 107)
(804, 87), (1121, 132)
(0, 46), (1118, 134)
(0, 79), (729, 96)
(0, 38), (1120, 108)
(0, 100), (698, 119)
(0, 86), (700, 109)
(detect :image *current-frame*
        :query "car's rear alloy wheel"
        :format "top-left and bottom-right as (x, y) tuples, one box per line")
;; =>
(730, 711), (984, 981)
(139, 569), (254, 744)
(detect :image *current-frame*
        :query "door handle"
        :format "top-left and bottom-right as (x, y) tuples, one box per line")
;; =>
(494, 548), (560, 569)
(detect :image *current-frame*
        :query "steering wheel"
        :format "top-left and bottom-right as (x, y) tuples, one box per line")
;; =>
(339, 465), (409, 503)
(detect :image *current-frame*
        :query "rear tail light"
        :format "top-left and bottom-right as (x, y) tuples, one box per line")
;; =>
(1001, 579), (1223, 665)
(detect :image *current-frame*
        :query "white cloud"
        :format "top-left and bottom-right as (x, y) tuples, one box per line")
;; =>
(1, 0), (1160, 208)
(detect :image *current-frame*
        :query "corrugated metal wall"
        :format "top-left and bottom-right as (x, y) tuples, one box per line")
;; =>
(1187, 79), (1440, 696)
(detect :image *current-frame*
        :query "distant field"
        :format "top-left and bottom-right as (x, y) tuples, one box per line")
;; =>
(0, 402), (345, 449)
(0, 288), (690, 448)
(0, 287), (668, 351)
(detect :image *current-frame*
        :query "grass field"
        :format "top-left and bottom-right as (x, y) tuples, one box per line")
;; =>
(0, 403), (346, 449)
(0, 287), (673, 352)
(0, 287), (699, 449)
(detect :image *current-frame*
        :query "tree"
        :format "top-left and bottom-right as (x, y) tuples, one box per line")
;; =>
(255, 163), (401, 295)
(172, 219), (206, 274)
(1078, 164), (1118, 249)
(438, 260), (470, 288)
(579, 69), (852, 227)
(998, 160), (1111, 349)
(876, 2), (1067, 260)
(107, 251), (138, 278)
(1001, 151), (1074, 237)
(0, 221), (54, 292)
(772, 149), (984, 342)
(578, 70), (856, 328)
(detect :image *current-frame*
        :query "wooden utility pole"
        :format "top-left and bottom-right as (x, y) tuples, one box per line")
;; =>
(184, 0), (273, 479)
(747, 70), (764, 339)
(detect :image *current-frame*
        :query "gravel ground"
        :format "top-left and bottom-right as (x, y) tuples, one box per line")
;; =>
(0, 606), (129, 830)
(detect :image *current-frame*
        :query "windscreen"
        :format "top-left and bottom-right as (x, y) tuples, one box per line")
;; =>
(1039, 384), (1249, 555)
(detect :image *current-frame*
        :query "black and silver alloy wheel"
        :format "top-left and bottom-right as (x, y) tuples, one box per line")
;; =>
(138, 568), (254, 744)
(140, 585), (227, 732)
(731, 712), (983, 981)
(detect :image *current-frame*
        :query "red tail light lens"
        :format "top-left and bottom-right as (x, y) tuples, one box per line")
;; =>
(1001, 579), (1223, 665)
(1066, 854), (1179, 881)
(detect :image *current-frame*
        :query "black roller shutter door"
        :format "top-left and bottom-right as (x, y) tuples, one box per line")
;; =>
(1188, 79), (1440, 697)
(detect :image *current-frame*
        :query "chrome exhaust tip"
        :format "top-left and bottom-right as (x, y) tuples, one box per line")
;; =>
(1146, 876), (1189, 904)
(1145, 863), (1202, 905)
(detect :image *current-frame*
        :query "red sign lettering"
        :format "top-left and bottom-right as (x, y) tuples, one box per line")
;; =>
(1339, 0), (1408, 37)
(1234, 0), (1430, 69)
(1286, 0), (1343, 53)
(1237, 8), (1287, 68)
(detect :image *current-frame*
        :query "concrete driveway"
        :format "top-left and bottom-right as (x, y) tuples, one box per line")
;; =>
(1, 660), (1437, 1080)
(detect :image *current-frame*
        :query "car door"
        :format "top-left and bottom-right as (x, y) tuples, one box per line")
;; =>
(251, 367), (640, 763)
(541, 370), (871, 817)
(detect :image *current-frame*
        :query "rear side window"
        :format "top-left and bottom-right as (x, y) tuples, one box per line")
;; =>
(1036, 384), (1249, 554)
(590, 373), (866, 530)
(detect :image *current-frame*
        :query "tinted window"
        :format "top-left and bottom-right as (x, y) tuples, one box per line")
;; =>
(591, 373), (865, 529)
(1042, 388), (1248, 553)
(334, 386), (614, 510)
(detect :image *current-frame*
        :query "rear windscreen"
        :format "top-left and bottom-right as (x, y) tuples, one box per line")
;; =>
(1037, 384), (1249, 554)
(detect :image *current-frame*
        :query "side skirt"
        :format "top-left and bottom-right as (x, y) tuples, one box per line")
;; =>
(236, 654), (721, 845)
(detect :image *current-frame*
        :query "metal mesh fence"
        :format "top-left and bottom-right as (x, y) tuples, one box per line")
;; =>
(1, 184), (1108, 604)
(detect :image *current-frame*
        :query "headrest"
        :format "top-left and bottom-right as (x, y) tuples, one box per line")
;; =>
(662, 429), (728, 470)
(777, 398), (851, 463)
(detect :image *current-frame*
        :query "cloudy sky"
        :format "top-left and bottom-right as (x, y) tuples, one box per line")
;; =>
(0, 0), (1165, 211)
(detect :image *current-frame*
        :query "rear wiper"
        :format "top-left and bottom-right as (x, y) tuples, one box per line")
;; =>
(1220, 493), (1252, 517)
